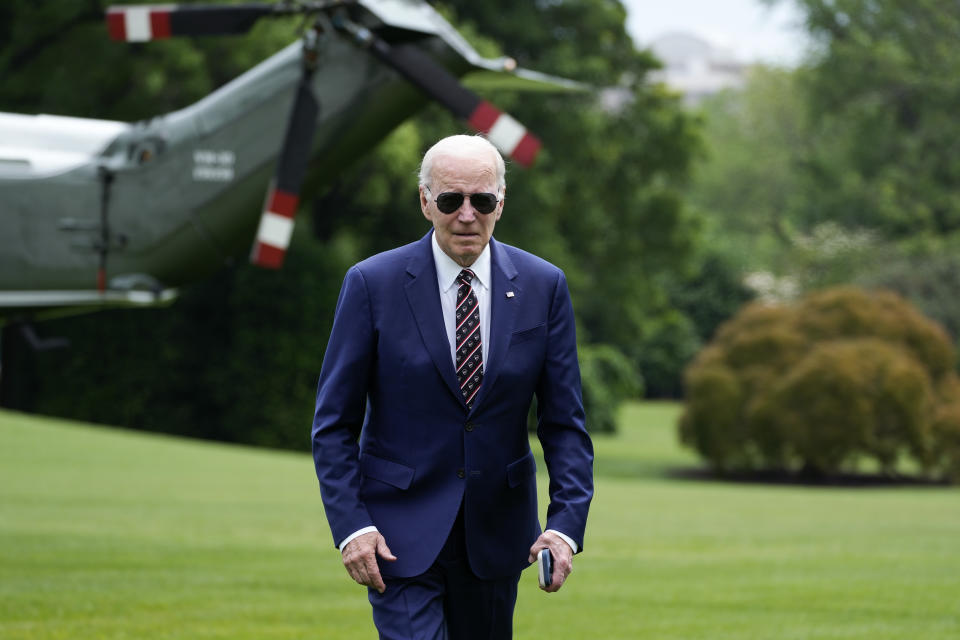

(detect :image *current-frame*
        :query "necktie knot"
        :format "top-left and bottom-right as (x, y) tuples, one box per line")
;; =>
(457, 269), (475, 287)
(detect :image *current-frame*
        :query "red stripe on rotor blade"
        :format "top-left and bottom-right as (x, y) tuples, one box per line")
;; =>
(510, 133), (542, 167)
(267, 188), (299, 218)
(149, 10), (172, 39)
(467, 101), (501, 133)
(250, 242), (286, 270)
(106, 10), (126, 41)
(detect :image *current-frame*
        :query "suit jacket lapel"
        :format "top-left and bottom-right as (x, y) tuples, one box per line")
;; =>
(471, 238), (519, 412)
(405, 234), (463, 404)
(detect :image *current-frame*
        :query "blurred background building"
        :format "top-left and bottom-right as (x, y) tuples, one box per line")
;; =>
(647, 31), (748, 104)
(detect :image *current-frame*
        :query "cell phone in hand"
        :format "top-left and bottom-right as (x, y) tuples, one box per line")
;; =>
(537, 548), (553, 588)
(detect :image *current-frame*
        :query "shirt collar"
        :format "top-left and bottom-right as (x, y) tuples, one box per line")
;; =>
(431, 232), (491, 293)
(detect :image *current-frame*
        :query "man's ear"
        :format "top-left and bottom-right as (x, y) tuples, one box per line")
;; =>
(419, 187), (431, 218)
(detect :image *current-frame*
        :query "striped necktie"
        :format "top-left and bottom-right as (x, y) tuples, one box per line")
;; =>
(455, 269), (483, 408)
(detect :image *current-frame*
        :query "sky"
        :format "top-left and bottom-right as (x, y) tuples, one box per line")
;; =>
(622, 0), (810, 65)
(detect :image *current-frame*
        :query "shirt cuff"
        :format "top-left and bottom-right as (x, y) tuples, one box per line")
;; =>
(547, 529), (579, 554)
(338, 526), (378, 551)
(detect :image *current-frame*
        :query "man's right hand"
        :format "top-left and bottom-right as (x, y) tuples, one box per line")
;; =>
(341, 531), (397, 593)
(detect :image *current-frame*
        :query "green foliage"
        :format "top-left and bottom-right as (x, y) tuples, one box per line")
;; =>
(788, 0), (960, 236)
(631, 309), (699, 399)
(666, 251), (755, 344)
(680, 286), (960, 480)
(690, 66), (809, 266)
(578, 343), (643, 433)
(439, 0), (643, 84)
(634, 250), (757, 399)
(691, 2), (960, 342)
(930, 376), (960, 482)
(856, 234), (960, 343)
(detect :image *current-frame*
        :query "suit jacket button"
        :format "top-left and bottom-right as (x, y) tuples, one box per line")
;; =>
(457, 469), (465, 479)
(465, 422), (474, 432)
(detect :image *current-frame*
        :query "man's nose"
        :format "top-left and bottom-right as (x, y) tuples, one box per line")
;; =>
(456, 200), (478, 221)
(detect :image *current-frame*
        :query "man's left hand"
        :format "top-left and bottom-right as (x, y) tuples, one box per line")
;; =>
(527, 531), (573, 593)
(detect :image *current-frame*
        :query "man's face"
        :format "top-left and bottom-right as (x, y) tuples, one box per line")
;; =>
(420, 150), (503, 267)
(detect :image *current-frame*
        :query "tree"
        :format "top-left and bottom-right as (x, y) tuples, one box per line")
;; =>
(774, 0), (960, 237)
(688, 2), (960, 340)
(690, 66), (810, 268)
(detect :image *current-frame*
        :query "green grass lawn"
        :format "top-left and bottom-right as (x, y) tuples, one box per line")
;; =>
(1, 403), (958, 639)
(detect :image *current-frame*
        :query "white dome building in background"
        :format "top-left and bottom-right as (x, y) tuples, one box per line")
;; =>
(647, 31), (748, 105)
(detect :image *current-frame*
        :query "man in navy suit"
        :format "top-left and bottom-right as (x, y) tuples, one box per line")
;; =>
(312, 134), (593, 639)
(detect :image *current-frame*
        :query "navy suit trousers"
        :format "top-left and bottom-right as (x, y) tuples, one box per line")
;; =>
(367, 506), (522, 640)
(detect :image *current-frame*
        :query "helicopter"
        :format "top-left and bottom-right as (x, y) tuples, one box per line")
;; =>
(0, 0), (584, 326)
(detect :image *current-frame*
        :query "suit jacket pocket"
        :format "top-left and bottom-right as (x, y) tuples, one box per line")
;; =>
(510, 323), (546, 346)
(506, 451), (537, 488)
(360, 453), (415, 490)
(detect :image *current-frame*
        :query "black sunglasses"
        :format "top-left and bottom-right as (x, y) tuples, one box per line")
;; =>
(431, 191), (501, 215)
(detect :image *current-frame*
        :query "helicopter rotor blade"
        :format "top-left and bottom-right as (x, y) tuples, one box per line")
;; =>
(106, 4), (275, 41)
(385, 43), (542, 167)
(336, 21), (542, 167)
(249, 72), (320, 269)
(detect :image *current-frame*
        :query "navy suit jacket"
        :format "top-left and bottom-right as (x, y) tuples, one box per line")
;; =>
(312, 232), (594, 580)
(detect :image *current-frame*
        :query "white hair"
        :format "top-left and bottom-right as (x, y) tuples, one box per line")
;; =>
(418, 134), (506, 192)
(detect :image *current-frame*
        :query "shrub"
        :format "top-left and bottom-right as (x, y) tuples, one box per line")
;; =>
(680, 286), (960, 480)
(579, 343), (644, 433)
(930, 376), (960, 482)
(635, 310), (700, 398)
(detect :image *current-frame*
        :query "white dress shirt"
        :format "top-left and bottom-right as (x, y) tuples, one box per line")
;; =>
(339, 234), (577, 555)
(432, 232), (491, 367)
